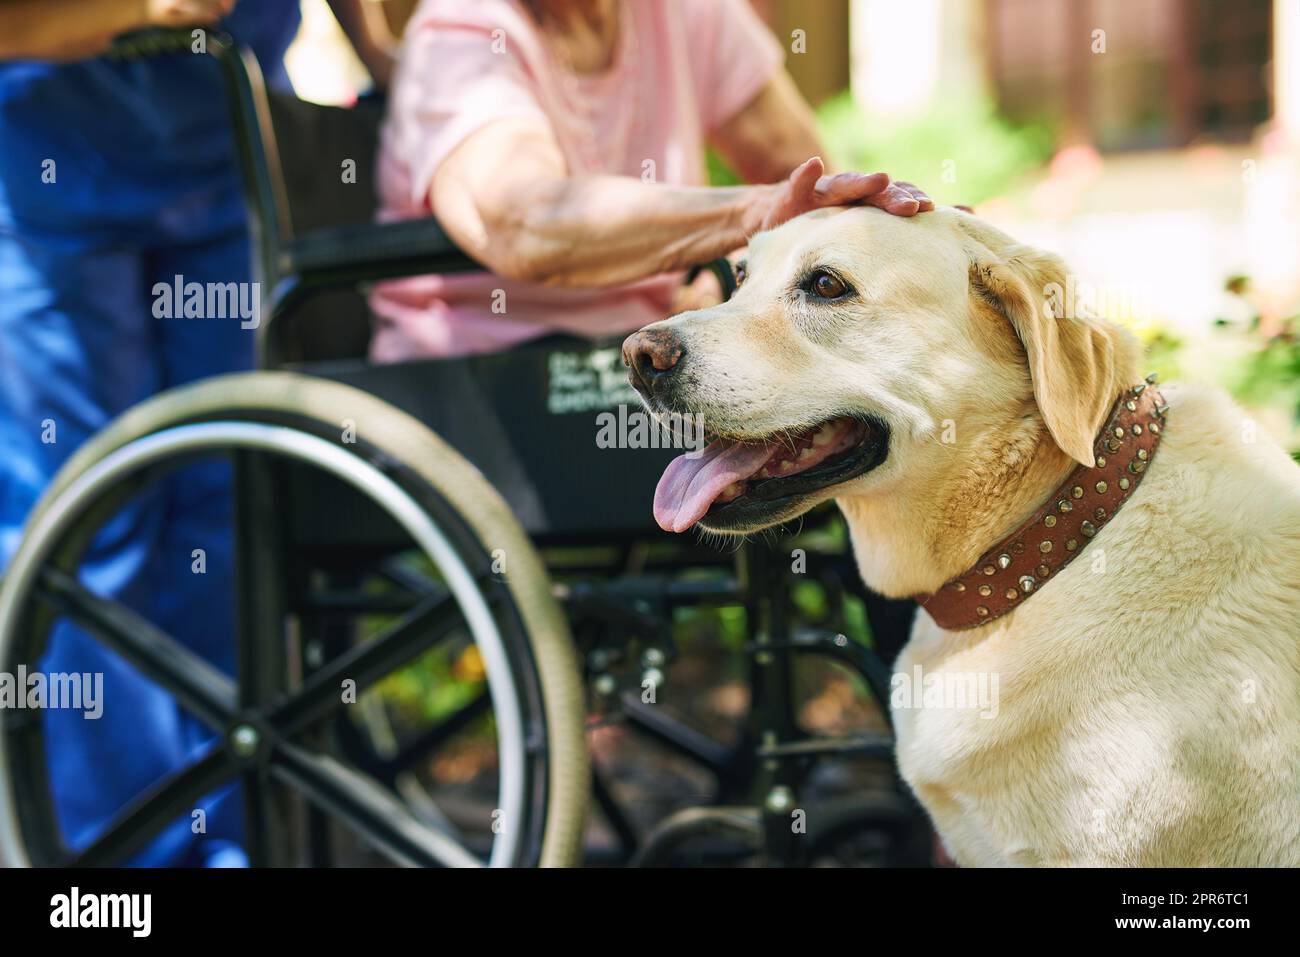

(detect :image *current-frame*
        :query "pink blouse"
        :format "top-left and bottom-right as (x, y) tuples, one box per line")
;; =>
(369, 0), (784, 360)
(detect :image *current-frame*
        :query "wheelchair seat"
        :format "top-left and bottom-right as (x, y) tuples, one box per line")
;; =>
(289, 338), (680, 543)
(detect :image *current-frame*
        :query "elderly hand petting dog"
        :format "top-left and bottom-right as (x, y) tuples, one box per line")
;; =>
(750, 158), (932, 233)
(369, 0), (930, 361)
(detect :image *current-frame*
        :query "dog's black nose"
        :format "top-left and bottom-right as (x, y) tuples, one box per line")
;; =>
(622, 328), (685, 396)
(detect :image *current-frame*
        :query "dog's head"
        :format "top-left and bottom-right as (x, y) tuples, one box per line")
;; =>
(626, 206), (1139, 536)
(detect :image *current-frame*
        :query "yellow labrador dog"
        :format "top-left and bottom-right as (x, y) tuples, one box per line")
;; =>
(623, 206), (1300, 866)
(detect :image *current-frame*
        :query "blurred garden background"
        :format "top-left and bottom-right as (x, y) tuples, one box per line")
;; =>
(282, 0), (1299, 860)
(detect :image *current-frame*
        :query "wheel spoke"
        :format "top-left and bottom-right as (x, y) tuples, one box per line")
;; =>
(591, 762), (639, 859)
(376, 556), (449, 596)
(270, 740), (482, 868)
(37, 568), (237, 730)
(347, 687), (493, 786)
(271, 591), (465, 735)
(67, 746), (237, 866)
(232, 450), (289, 710)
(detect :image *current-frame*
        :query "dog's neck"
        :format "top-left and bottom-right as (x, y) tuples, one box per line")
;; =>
(838, 402), (1077, 598)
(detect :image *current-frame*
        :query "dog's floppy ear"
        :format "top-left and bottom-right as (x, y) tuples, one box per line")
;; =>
(964, 230), (1137, 467)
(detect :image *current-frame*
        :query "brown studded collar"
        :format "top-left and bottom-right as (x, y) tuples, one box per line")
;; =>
(913, 376), (1168, 630)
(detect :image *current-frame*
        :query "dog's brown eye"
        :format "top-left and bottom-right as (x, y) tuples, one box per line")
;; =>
(734, 261), (747, 287)
(810, 270), (847, 299)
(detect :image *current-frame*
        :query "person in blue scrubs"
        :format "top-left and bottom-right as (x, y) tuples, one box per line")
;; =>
(0, 0), (394, 866)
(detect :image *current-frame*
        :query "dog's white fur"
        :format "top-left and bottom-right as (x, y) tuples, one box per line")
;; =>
(645, 206), (1300, 866)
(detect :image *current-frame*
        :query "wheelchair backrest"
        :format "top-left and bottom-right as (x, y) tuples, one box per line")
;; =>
(266, 91), (386, 234)
(261, 91), (388, 360)
(216, 38), (680, 540)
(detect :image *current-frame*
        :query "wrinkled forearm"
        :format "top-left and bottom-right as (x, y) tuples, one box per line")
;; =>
(477, 175), (771, 289)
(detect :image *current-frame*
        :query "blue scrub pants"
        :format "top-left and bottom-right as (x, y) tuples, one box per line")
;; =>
(0, 219), (254, 866)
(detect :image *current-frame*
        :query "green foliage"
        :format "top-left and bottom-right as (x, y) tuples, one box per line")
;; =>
(1145, 277), (1300, 456)
(816, 91), (1053, 205)
(1225, 329), (1300, 415)
(1216, 312), (1300, 458)
(707, 90), (1051, 201)
(1138, 326), (1189, 384)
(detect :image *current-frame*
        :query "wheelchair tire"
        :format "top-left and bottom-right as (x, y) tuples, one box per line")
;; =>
(0, 371), (588, 867)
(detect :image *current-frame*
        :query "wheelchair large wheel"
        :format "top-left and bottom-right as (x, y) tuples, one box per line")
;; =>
(0, 372), (588, 867)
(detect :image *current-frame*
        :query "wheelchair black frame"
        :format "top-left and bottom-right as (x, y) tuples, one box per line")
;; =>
(193, 28), (911, 866)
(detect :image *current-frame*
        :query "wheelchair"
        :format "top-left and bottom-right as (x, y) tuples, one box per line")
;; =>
(0, 30), (929, 867)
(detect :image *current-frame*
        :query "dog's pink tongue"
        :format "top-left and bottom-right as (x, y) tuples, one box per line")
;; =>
(654, 440), (773, 533)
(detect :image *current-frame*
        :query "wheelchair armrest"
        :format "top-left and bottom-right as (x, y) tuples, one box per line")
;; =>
(283, 218), (483, 290)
